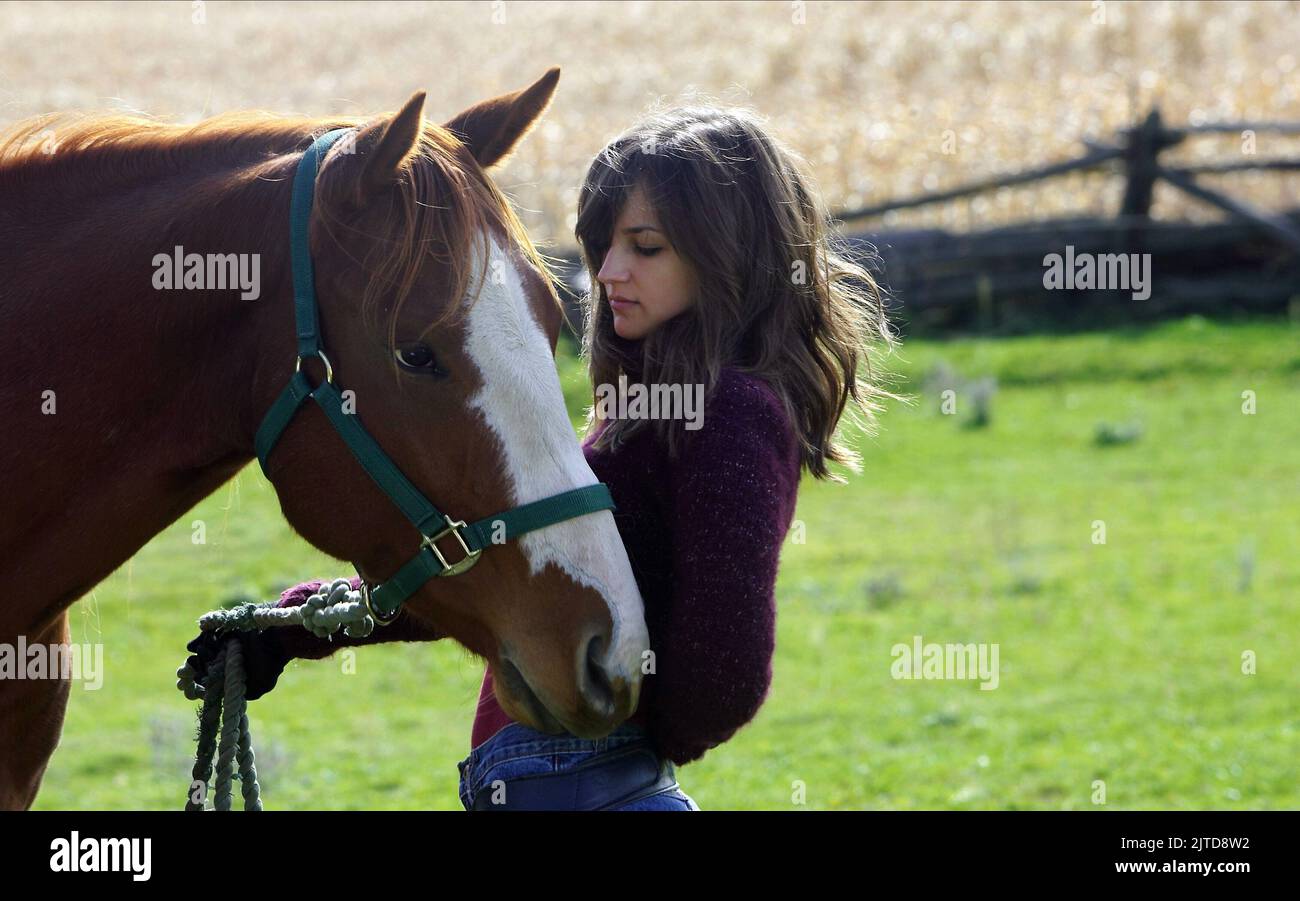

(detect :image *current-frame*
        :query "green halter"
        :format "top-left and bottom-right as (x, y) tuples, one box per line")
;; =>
(253, 128), (615, 624)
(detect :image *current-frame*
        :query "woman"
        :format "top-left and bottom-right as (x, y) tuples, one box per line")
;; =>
(188, 102), (896, 810)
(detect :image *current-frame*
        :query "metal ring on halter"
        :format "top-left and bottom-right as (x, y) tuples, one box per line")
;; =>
(359, 580), (401, 626)
(295, 350), (335, 385)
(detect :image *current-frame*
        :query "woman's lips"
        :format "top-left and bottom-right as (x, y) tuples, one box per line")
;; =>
(610, 298), (638, 311)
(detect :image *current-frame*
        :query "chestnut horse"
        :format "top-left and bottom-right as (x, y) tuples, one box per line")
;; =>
(0, 68), (648, 809)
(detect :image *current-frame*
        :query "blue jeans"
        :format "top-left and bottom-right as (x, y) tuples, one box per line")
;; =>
(457, 721), (701, 811)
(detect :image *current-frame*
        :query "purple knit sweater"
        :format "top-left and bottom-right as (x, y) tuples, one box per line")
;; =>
(273, 366), (802, 767)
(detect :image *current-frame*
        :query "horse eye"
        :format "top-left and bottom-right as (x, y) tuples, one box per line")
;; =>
(395, 343), (445, 375)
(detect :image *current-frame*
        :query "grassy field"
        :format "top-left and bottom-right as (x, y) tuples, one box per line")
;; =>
(34, 314), (1300, 810)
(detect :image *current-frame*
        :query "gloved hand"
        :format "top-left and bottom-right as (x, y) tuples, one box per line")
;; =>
(183, 577), (357, 700)
(183, 626), (293, 702)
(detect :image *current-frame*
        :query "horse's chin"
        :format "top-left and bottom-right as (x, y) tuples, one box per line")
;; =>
(493, 655), (569, 735)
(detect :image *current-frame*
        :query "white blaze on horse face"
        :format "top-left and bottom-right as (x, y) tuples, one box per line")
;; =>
(460, 234), (648, 669)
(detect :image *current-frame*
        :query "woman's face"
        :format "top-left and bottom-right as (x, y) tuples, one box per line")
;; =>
(596, 184), (697, 341)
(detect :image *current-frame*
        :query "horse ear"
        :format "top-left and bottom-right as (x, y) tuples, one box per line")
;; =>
(443, 67), (560, 170)
(352, 90), (426, 201)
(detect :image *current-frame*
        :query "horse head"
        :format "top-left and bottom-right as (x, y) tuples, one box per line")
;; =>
(258, 69), (648, 739)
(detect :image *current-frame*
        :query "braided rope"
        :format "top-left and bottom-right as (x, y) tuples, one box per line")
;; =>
(176, 578), (374, 810)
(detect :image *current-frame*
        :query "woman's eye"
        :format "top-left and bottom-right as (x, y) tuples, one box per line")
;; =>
(395, 344), (445, 376)
(634, 245), (662, 257)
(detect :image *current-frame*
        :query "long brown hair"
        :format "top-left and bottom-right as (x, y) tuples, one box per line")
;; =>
(575, 103), (898, 482)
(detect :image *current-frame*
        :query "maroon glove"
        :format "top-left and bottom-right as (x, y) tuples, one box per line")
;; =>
(184, 578), (357, 700)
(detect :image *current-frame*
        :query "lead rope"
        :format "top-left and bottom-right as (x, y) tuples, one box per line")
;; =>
(175, 578), (375, 810)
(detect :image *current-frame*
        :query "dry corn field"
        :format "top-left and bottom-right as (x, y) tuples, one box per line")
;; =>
(1, 0), (1296, 247)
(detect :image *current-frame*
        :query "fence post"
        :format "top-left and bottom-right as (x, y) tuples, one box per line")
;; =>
(1120, 109), (1165, 218)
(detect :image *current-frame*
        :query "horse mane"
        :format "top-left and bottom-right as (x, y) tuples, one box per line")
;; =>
(0, 107), (564, 370)
(0, 109), (338, 169)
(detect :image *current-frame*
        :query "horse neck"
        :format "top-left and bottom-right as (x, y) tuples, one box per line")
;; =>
(0, 143), (299, 623)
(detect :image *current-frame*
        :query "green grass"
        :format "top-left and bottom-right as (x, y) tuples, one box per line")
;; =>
(34, 315), (1300, 809)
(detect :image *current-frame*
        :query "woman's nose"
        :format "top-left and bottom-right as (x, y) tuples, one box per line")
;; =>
(597, 248), (627, 285)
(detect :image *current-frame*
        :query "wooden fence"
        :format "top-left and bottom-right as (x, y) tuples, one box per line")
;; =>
(551, 108), (1300, 336)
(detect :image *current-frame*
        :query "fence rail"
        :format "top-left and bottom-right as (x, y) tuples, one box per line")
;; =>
(552, 107), (1300, 336)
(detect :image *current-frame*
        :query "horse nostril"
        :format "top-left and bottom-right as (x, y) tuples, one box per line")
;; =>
(583, 633), (618, 715)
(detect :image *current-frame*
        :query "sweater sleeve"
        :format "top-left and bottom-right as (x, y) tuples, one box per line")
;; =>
(270, 576), (446, 661)
(646, 376), (800, 766)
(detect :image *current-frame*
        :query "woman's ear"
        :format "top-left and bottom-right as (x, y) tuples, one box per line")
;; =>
(443, 67), (560, 170)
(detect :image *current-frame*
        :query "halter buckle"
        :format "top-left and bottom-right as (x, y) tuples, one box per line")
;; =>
(423, 515), (483, 577)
